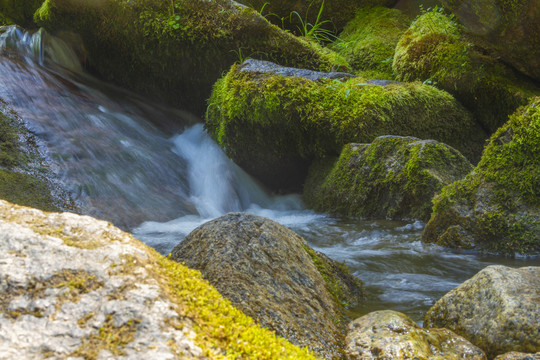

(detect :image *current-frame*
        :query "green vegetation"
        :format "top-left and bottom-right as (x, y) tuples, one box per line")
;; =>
(206, 63), (485, 190)
(289, 0), (337, 44)
(35, 0), (347, 115)
(333, 7), (410, 78)
(0, 0), (42, 27)
(423, 97), (540, 255)
(304, 136), (473, 221)
(393, 9), (540, 133)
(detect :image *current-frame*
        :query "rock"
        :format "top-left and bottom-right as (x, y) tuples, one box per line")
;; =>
(0, 0), (42, 28)
(332, 7), (410, 78)
(303, 136), (473, 221)
(440, 0), (540, 82)
(0, 200), (317, 359)
(422, 97), (540, 255)
(34, 0), (346, 116)
(393, 9), (540, 134)
(495, 353), (540, 360)
(345, 310), (487, 359)
(170, 212), (365, 359)
(206, 59), (485, 191)
(424, 265), (540, 358)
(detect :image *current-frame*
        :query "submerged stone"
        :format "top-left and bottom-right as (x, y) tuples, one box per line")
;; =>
(303, 136), (473, 221)
(170, 212), (365, 359)
(422, 97), (540, 255)
(425, 265), (540, 358)
(393, 10), (540, 134)
(345, 310), (486, 359)
(206, 59), (485, 191)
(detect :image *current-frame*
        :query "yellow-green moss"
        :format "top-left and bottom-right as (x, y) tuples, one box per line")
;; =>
(206, 63), (485, 190)
(393, 9), (540, 133)
(423, 97), (540, 255)
(332, 7), (410, 78)
(34, 0), (347, 115)
(0, 0), (42, 27)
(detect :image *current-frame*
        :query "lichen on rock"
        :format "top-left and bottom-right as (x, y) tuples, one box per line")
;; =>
(422, 96), (540, 255)
(206, 59), (485, 191)
(303, 136), (473, 221)
(170, 212), (365, 359)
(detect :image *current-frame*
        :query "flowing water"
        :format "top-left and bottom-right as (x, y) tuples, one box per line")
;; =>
(1, 26), (538, 323)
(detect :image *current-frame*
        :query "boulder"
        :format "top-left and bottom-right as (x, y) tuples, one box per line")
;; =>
(495, 353), (540, 360)
(206, 59), (485, 191)
(0, 0), (42, 28)
(170, 212), (365, 359)
(422, 97), (540, 255)
(332, 7), (410, 78)
(345, 310), (486, 359)
(34, 0), (346, 115)
(440, 0), (540, 82)
(393, 9), (540, 134)
(424, 265), (540, 358)
(0, 200), (317, 359)
(303, 136), (473, 221)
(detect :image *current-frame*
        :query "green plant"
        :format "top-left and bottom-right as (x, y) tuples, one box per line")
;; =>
(290, 0), (337, 44)
(230, 47), (268, 64)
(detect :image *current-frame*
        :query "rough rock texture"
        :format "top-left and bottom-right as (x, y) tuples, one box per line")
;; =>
(0, 200), (317, 359)
(345, 310), (487, 359)
(422, 97), (540, 255)
(333, 7), (410, 78)
(424, 265), (540, 359)
(206, 59), (485, 191)
(393, 10), (540, 134)
(303, 136), (473, 221)
(170, 212), (365, 359)
(494, 353), (540, 360)
(440, 0), (540, 82)
(35, 0), (346, 115)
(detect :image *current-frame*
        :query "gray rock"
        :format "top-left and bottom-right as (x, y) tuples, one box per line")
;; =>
(240, 59), (355, 81)
(494, 353), (540, 360)
(424, 265), (540, 358)
(345, 310), (486, 359)
(170, 212), (365, 359)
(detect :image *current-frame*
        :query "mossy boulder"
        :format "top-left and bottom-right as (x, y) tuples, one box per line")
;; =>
(393, 10), (540, 134)
(206, 59), (485, 191)
(170, 212), (365, 359)
(440, 0), (540, 82)
(332, 7), (410, 78)
(34, 0), (346, 116)
(0, 200), (318, 359)
(0, 0), (42, 28)
(303, 136), (473, 221)
(424, 265), (540, 358)
(345, 310), (487, 359)
(422, 97), (540, 255)
(494, 353), (540, 360)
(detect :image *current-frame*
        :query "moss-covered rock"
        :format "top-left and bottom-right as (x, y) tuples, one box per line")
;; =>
(170, 212), (365, 359)
(422, 97), (540, 255)
(424, 265), (540, 358)
(34, 0), (346, 116)
(0, 200), (319, 359)
(393, 9), (540, 133)
(0, 0), (42, 28)
(494, 353), (540, 360)
(332, 7), (410, 78)
(346, 310), (487, 359)
(440, 0), (540, 82)
(206, 59), (485, 191)
(303, 136), (473, 221)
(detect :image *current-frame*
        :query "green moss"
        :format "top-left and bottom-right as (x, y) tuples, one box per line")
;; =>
(423, 97), (540, 255)
(206, 63), (485, 190)
(304, 136), (473, 220)
(34, 0), (347, 115)
(0, 0), (43, 27)
(332, 7), (410, 77)
(393, 9), (540, 133)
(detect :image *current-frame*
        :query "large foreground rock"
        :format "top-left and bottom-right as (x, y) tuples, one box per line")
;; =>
(0, 200), (317, 359)
(35, 0), (344, 115)
(425, 265), (540, 358)
(170, 212), (365, 359)
(345, 310), (486, 359)
(304, 136), (473, 221)
(206, 59), (485, 191)
(423, 97), (540, 255)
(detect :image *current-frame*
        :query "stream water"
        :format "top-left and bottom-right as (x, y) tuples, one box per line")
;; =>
(1, 26), (538, 323)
